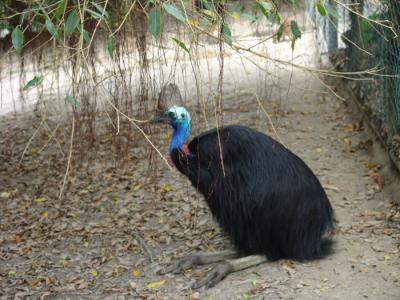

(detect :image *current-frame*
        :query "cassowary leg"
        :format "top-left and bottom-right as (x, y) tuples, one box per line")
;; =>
(192, 255), (267, 289)
(158, 249), (238, 275)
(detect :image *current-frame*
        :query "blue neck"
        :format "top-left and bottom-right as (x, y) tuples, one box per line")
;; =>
(169, 122), (191, 153)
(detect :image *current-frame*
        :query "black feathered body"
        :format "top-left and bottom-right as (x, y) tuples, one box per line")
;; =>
(170, 125), (334, 261)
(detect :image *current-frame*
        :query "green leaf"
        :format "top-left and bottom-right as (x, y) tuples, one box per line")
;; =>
(290, 20), (301, 49)
(229, 10), (241, 20)
(11, 27), (24, 55)
(290, 20), (301, 39)
(325, 3), (339, 19)
(277, 23), (284, 41)
(271, 10), (281, 24)
(222, 24), (232, 46)
(54, 27), (62, 40)
(202, 0), (216, 12)
(83, 30), (90, 43)
(163, 3), (186, 23)
(241, 12), (258, 23)
(172, 38), (189, 53)
(92, 1), (109, 19)
(78, 26), (91, 43)
(65, 10), (79, 37)
(45, 18), (56, 36)
(85, 8), (108, 20)
(316, 2), (327, 16)
(54, 0), (67, 21)
(0, 21), (12, 30)
(257, 1), (273, 18)
(107, 36), (116, 58)
(23, 75), (43, 90)
(66, 95), (80, 109)
(149, 7), (162, 38)
(289, 0), (301, 4)
(201, 9), (217, 19)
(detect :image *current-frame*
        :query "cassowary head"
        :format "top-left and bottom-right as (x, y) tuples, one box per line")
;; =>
(152, 84), (191, 153)
(152, 105), (192, 153)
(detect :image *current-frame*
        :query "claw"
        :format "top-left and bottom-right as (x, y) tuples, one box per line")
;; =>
(158, 254), (201, 275)
(191, 263), (233, 289)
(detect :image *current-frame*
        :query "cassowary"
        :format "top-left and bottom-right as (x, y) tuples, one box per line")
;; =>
(151, 88), (334, 289)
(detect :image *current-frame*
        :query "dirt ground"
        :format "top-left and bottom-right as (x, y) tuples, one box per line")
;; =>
(1, 78), (400, 299)
(1, 14), (400, 300)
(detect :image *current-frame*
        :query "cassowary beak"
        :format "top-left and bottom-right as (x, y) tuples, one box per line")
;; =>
(150, 115), (171, 125)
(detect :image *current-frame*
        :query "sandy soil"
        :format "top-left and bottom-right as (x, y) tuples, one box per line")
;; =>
(1, 11), (400, 300)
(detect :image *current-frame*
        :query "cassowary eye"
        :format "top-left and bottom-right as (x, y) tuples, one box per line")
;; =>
(168, 111), (176, 119)
(181, 113), (185, 118)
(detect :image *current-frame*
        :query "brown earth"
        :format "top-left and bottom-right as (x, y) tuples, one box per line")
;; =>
(1, 72), (400, 300)
(1, 11), (400, 298)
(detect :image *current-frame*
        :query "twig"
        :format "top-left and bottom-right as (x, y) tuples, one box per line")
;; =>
(87, 0), (110, 52)
(134, 232), (154, 263)
(59, 117), (75, 200)
(326, 15), (373, 56)
(116, 109), (120, 135)
(19, 114), (46, 163)
(333, 0), (397, 37)
(190, 23), (393, 78)
(215, 21), (226, 177)
(112, 0), (138, 36)
(311, 72), (346, 102)
(253, 93), (284, 146)
(38, 122), (62, 155)
(106, 99), (173, 170)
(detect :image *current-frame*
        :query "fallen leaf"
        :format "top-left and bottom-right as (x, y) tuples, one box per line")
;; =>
(191, 292), (200, 299)
(111, 195), (120, 203)
(1, 191), (10, 199)
(129, 280), (137, 289)
(77, 281), (88, 289)
(15, 235), (24, 244)
(34, 197), (47, 203)
(163, 185), (173, 192)
(343, 138), (351, 145)
(364, 210), (383, 217)
(323, 184), (340, 192)
(78, 189), (89, 195)
(147, 279), (166, 289)
(132, 268), (141, 277)
(366, 162), (379, 169)
(133, 184), (143, 191)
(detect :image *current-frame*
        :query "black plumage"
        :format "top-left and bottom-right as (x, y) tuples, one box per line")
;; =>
(170, 125), (334, 261)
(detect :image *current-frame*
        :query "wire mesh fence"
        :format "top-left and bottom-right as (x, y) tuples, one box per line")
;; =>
(307, 0), (400, 163)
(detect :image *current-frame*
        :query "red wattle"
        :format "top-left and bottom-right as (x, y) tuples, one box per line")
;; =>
(183, 143), (190, 155)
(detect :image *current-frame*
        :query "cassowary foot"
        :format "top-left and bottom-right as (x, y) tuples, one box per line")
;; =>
(158, 250), (237, 275)
(192, 255), (267, 289)
(158, 254), (202, 275)
(191, 262), (232, 289)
